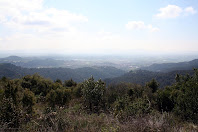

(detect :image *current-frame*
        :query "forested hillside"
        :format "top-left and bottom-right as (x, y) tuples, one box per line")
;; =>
(1, 63), (196, 88)
(0, 63), (125, 82)
(0, 70), (198, 131)
(105, 69), (194, 87)
(141, 59), (198, 72)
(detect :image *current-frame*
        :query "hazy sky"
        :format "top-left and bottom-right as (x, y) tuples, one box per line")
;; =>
(0, 0), (198, 55)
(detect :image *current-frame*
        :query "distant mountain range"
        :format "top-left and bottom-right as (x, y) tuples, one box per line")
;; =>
(0, 63), (125, 82)
(141, 59), (198, 72)
(104, 69), (193, 87)
(1, 56), (198, 87)
(0, 56), (136, 70)
(0, 63), (194, 88)
(0, 56), (66, 68)
(104, 59), (198, 87)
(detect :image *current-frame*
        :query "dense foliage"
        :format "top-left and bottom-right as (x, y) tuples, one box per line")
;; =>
(0, 63), (125, 82)
(0, 70), (198, 131)
(157, 69), (198, 123)
(82, 77), (105, 112)
(105, 69), (194, 87)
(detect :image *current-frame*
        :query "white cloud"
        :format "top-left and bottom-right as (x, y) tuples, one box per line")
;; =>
(0, 0), (88, 33)
(126, 21), (159, 32)
(0, 0), (43, 11)
(156, 5), (182, 18)
(184, 7), (197, 15)
(0, 0), (43, 19)
(0, 0), (91, 52)
(155, 5), (196, 19)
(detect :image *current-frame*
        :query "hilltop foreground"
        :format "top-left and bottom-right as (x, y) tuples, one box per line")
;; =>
(0, 69), (198, 131)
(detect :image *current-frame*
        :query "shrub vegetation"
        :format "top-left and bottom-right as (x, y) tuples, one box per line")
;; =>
(0, 70), (198, 131)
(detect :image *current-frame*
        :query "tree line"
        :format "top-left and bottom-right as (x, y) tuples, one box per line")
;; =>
(0, 70), (198, 131)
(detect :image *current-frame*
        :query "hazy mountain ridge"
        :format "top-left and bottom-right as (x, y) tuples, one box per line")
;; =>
(0, 63), (194, 88)
(141, 59), (198, 72)
(0, 56), (65, 68)
(104, 69), (193, 87)
(104, 59), (198, 87)
(2, 55), (198, 71)
(1, 56), (198, 87)
(0, 63), (125, 82)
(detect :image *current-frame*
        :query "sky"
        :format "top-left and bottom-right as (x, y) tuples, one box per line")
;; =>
(0, 0), (198, 55)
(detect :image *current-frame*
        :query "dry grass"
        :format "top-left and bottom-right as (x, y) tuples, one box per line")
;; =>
(18, 102), (198, 132)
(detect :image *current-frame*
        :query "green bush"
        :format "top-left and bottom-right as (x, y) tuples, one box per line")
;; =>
(106, 83), (129, 107)
(113, 96), (152, 119)
(73, 83), (82, 98)
(0, 97), (22, 128)
(157, 69), (198, 123)
(64, 79), (77, 87)
(146, 79), (159, 93)
(82, 76), (106, 113)
(172, 70), (198, 123)
(21, 74), (53, 96)
(46, 88), (71, 107)
(156, 88), (174, 112)
(55, 79), (63, 85)
(126, 97), (152, 116)
(22, 89), (36, 114)
(113, 96), (129, 115)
